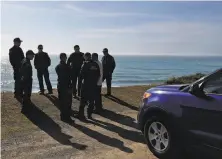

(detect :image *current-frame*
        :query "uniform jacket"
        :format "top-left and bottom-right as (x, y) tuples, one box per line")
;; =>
(101, 54), (116, 74)
(34, 52), (51, 70)
(67, 52), (85, 71)
(20, 58), (32, 81)
(9, 46), (25, 69)
(55, 61), (72, 88)
(80, 60), (100, 88)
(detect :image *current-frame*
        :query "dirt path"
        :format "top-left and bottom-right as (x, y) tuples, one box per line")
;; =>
(1, 86), (157, 159)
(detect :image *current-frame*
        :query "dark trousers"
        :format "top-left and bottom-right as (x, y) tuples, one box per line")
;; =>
(71, 70), (82, 96)
(79, 86), (96, 116)
(95, 85), (102, 110)
(37, 69), (52, 93)
(13, 68), (22, 96)
(21, 79), (33, 109)
(57, 86), (72, 119)
(103, 73), (112, 94)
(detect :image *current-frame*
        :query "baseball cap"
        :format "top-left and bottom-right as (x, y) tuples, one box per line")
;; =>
(13, 37), (23, 42)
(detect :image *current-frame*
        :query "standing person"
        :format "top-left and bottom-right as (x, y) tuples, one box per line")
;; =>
(101, 48), (116, 96)
(34, 45), (53, 94)
(92, 53), (103, 113)
(20, 50), (35, 113)
(78, 53), (100, 120)
(55, 53), (74, 123)
(9, 37), (24, 98)
(67, 45), (84, 98)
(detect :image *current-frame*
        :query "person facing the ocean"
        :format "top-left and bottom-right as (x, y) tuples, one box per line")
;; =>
(34, 45), (53, 95)
(92, 53), (103, 113)
(67, 45), (85, 98)
(9, 37), (25, 98)
(20, 50), (35, 113)
(78, 53), (100, 120)
(101, 48), (116, 96)
(55, 53), (74, 123)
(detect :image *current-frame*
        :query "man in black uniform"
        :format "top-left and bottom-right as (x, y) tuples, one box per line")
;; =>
(55, 53), (74, 123)
(67, 45), (84, 98)
(20, 50), (35, 113)
(34, 45), (53, 94)
(78, 53), (100, 120)
(9, 37), (25, 98)
(102, 48), (116, 96)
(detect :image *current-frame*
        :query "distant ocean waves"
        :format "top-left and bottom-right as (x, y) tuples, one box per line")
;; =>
(1, 55), (221, 92)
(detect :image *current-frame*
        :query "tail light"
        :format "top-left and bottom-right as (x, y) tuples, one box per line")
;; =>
(143, 92), (151, 100)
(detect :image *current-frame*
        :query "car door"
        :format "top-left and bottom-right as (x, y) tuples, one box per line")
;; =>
(180, 70), (222, 152)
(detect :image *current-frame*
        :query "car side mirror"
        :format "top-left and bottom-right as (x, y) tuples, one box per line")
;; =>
(189, 83), (206, 97)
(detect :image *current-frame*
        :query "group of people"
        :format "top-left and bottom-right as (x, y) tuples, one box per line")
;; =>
(9, 37), (116, 123)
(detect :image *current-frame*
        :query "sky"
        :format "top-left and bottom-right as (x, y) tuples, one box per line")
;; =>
(1, 1), (222, 57)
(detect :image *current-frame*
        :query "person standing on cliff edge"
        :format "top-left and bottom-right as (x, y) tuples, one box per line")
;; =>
(102, 48), (116, 96)
(34, 45), (53, 95)
(67, 45), (85, 98)
(9, 37), (25, 99)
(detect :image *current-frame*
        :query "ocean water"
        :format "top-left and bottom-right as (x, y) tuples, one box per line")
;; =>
(1, 55), (221, 92)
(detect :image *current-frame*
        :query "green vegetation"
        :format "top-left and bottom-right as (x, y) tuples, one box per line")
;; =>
(165, 73), (206, 84)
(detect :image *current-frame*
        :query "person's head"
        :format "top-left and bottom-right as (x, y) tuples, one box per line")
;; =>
(38, 45), (43, 52)
(74, 45), (80, 52)
(103, 48), (108, 56)
(84, 52), (91, 61)
(26, 50), (35, 60)
(60, 53), (67, 62)
(13, 38), (22, 47)
(92, 53), (98, 61)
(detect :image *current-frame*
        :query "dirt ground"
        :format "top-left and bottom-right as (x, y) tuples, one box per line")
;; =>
(1, 85), (158, 159)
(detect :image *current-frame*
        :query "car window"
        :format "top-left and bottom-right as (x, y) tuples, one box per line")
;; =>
(203, 72), (222, 95)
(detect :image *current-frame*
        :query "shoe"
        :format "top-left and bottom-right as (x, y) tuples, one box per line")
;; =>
(48, 91), (53, 95)
(77, 114), (87, 121)
(61, 117), (75, 124)
(87, 114), (93, 120)
(39, 91), (44, 95)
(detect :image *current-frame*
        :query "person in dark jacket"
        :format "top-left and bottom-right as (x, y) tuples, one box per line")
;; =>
(55, 53), (74, 123)
(9, 37), (25, 98)
(101, 48), (116, 95)
(34, 45), (52, 94)
(67, 45), (85, 98)
(20, 50), (35, 113)
(78, 53), (100, 120)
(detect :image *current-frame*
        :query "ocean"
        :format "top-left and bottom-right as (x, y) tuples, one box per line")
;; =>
(1, 55), (221, 92)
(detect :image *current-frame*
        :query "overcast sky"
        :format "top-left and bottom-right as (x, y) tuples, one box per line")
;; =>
(1, 1), (222, 56)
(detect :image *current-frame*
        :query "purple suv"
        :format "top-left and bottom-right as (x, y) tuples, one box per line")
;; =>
(137, 68), (222, 159)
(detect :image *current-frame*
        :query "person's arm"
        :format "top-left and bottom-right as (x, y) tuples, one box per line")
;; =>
(46, 53), (51, 67)
(20, 62), (29, 81)
(79, 63), (86, 81)
(34, 54), (38, 69)
(111, 56), (116, 73)
(20, 48), (25, 59)
(9, 49), (15, 68)
(67, 54), (72, 66)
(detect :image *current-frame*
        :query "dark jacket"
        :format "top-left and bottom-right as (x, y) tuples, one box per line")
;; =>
(80, 60), (100, 88)
(34, 52), (51, 70)
(20, 58), (32, 81)
(102, 54), (116, 74)
(67, 52), (84, 71)
(9, 46), (25, 69)
(55, 61), (72, 88)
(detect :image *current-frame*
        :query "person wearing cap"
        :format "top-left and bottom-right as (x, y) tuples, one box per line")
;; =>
(92, 53), (103, 113)
(78, 53), (100, 120)
(67, 45), (85, 98)
(101, 48), (116, 96)
(34, 45), (53, 94)
(9, 37), (25, 98)
(55, 53), (74, 123)
(20, 50), (35, 113)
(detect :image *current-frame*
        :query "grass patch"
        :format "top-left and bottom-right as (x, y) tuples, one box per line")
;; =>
(165, 73), (205, 84)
